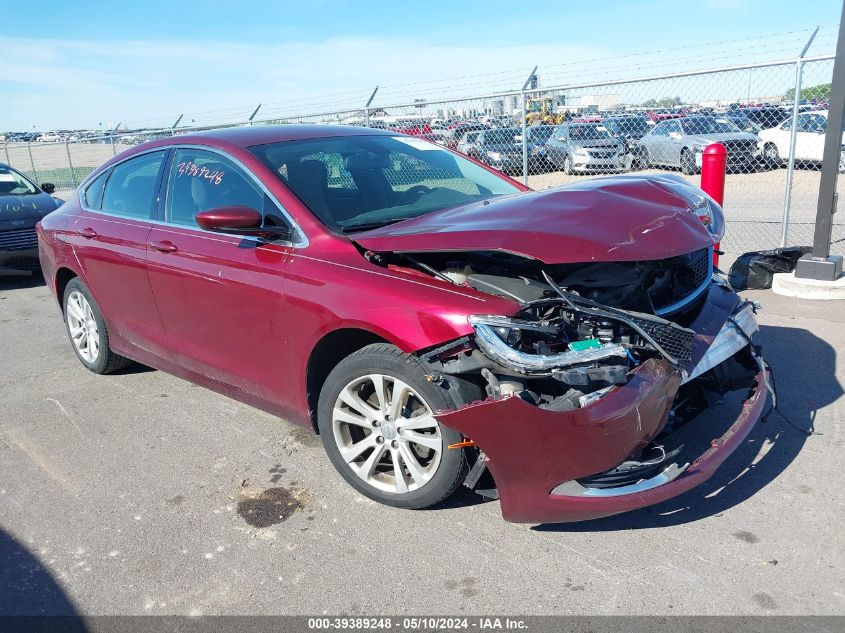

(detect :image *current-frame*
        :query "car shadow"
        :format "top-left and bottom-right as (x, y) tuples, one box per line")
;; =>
(0, 273), (45, 291)
(532, 324), (837, 532)
(0, 529), (87, 627)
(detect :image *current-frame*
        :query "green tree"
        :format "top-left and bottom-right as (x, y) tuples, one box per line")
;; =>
(785, 82), (831, 102)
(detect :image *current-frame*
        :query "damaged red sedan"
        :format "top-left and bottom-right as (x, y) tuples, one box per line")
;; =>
(37, 126), (769, 523)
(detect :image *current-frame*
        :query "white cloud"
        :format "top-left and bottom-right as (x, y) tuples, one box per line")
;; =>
(0, 35), (607, 130)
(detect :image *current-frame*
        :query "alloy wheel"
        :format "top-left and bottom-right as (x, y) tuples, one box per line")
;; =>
(66, 291), (100, 364)
(331, 373), (443, 494)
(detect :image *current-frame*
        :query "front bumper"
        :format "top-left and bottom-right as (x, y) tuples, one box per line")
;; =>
(0, 247), (41, 275)
(438, 285), (769, 524)
(571, 155), (624, 171)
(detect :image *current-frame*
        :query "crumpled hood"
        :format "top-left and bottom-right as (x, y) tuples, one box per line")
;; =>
(353, 175), (716, 264)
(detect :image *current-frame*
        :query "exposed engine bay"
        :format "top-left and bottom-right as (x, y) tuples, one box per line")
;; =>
(364, 248), (724, 413)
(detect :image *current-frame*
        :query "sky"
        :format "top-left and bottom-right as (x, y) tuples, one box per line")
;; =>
(1, 0), (842, 131)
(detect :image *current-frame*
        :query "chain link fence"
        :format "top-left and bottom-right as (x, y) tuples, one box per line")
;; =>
(3, 56), (839, 256)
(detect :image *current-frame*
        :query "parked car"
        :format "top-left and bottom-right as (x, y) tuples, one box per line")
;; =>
(0, 164), (62, 275)
(732, 106), (791, 130)
(441, 122), (488, 150)
(636, 116), (758, 174)
(722, 112), (763, 135)
(544, 122), (625, 174)
(456, 126), (552, 175)
(758, 110), (845, 171)
(38, 125), (769, 524)
(599, 115), (652, 159)
(36, 132), (62, 143)
(388, 119), (432, 136)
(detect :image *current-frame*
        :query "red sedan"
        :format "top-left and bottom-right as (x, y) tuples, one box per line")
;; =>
(37, 125), (769, 523)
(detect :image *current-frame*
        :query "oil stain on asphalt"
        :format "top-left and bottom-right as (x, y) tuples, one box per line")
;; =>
(237, 485), (309, 528)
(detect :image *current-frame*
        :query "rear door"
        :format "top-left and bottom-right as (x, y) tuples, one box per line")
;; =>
(145, 147), (297, 400)
(68, 150), (169, 360)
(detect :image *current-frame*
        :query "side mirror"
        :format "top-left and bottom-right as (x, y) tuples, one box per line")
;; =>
(669, 132), (682, 140)
(195, 206), (291, 241)
(41, 183), (56, 194)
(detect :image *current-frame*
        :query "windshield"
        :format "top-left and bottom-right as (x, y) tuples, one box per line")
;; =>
(250, 135), (521, 233)
(484, 128), (523, 145)
(568, 124), (612, 141)
(528, 126), (555, 142)
(680, 117), (742, 135)
(0, 167), (39, 195)
(605, 118), (649, 136)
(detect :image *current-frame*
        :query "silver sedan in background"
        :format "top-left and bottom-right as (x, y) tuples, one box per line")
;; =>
(544, 123), (625, 174)
(635, 116), (759, 174)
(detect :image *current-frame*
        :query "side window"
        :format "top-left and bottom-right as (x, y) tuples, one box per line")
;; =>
(666, 121), (681, 135)
(83, 169), (110, 210)
(795, 114), (812, 133)
(652, 122), (668, 136)
(166, 149), (264, 226)
(100, 151), (165, 219)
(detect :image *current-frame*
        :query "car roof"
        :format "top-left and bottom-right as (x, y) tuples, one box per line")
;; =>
(171, 124), (395, 148)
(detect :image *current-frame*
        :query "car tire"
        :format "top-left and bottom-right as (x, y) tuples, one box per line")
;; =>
(764, 143), (781, 168)
(317, 343), (478, 510)
(63, 278), (132, 374)
(562, 154), (574, 175)
(632, 147), (649, 170)
(680, 149), (698, 175)
(839, 146), (845, 174)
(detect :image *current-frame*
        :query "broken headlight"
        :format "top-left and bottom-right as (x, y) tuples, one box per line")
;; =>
(468, 315), (627, 374)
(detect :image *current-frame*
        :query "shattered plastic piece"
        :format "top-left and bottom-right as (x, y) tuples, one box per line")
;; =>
(569, 338), (601, 351)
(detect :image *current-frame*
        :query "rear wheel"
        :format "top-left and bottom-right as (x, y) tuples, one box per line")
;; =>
(63, 278), (132, 374)
(317, 343), (474, 509)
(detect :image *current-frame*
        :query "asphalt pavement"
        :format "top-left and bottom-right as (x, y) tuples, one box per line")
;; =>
(1, 273), (843, 616)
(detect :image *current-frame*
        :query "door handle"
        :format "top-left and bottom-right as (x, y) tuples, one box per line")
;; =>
(77, 227), (97, 239)
(149, 240), (178, 253)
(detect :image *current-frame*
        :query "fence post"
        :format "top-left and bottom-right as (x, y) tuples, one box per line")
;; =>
(364, 86), (379, 128)
(248, 105), (261, 126)
(27, 142), (38, 184)
(521, 93), (528, 185)
(65, 141), (78, 188)
(780, 26), (819, 247)
(3, 139), (9, 166)
(520, 67), (536, 187)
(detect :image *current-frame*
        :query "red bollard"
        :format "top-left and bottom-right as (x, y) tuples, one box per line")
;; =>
(700, 143), (727, 267)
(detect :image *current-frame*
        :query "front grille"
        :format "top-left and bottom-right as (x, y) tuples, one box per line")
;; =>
(552, 247), (713, 317)
(588, 150), (616, 158)
(627, 314), (695, 367)
(0, 228), (38, 251)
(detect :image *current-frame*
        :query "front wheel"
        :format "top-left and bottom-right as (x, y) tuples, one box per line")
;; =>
(562, 154), (575, 175)
(317, 344), (474, 509)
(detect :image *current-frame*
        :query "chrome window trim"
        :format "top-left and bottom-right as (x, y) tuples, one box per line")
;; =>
(78, 144), (308, 249)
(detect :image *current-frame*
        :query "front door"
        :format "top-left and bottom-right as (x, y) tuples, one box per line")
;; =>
(145, 147), (295, 401)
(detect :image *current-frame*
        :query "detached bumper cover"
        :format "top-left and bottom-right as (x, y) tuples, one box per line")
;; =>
(437, 284), (769, 524)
